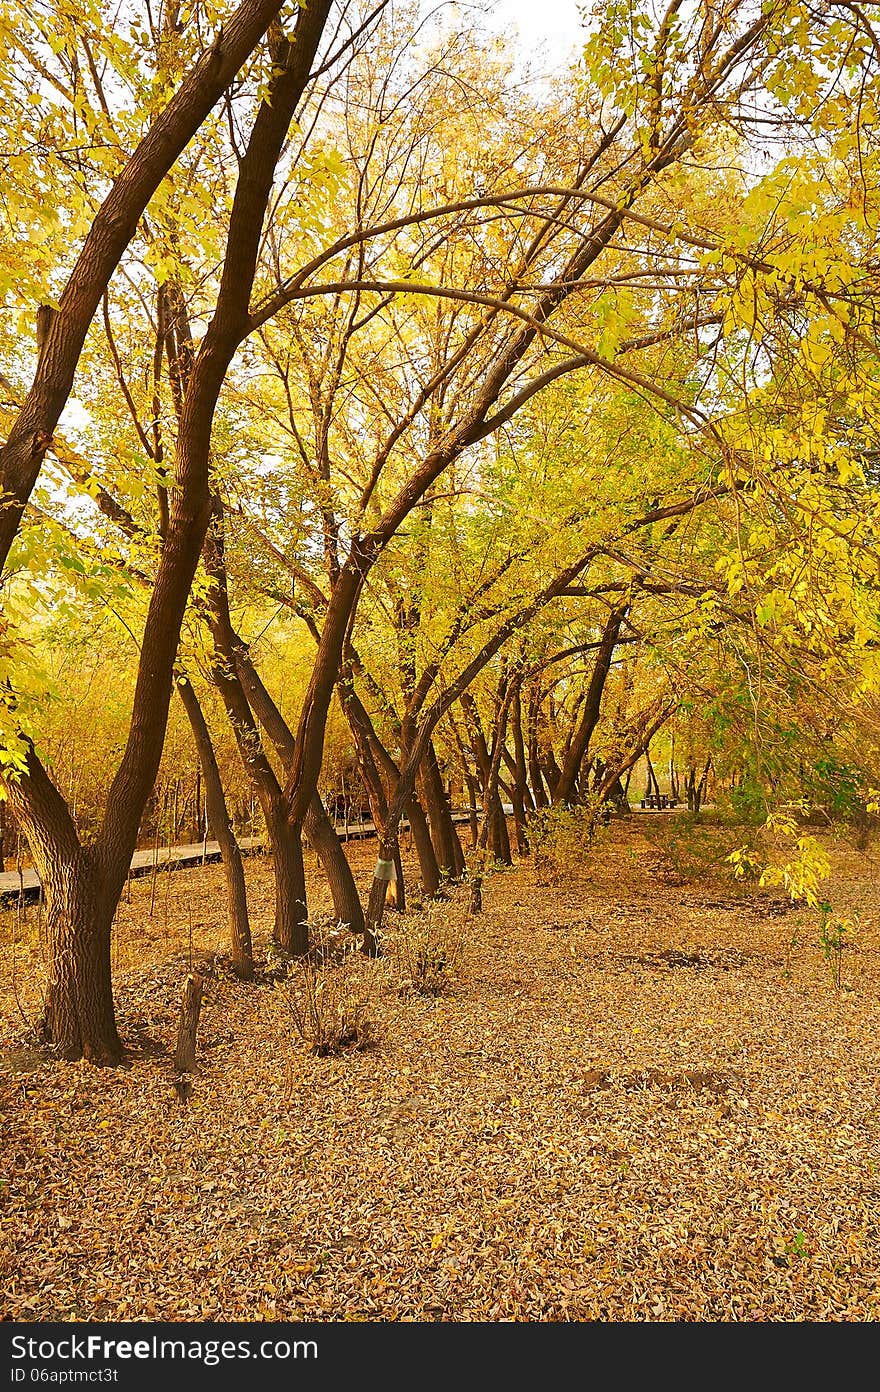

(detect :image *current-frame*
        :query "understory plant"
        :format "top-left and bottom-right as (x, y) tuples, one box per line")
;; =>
(728, 809), (857, 989)
(275, 917), (380, 1055)
(394, 898), (469, 996)
(528, 802), (603, 883)
(817, 902), (857, 991)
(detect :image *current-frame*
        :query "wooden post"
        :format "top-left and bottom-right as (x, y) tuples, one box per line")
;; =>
(173, 972), (204, 1074)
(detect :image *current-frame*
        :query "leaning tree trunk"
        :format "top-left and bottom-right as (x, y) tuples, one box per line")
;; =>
(470, 692), (513, 912)
(508, 680), (532, 854)
(364, 714), (440, 897)
(420, 739), (465, 879)
(304, 793), (365, 935)
(230, 638), (365, 936)
(362, 832), (401, 955)
(176, 676), (253, 978)
(460, 690), (508, 866)
(489, 788), (512, 865)
(553, 607), (625, 805)
(6, 746), (124, 1063)
(405, 795), (441, 898)
(502, 767), (529, 856)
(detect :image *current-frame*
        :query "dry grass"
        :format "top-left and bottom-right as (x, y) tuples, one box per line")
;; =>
(386, 898), (470, 998)
(1, 816), (879, 1321)
(275, 917), (383, 1057)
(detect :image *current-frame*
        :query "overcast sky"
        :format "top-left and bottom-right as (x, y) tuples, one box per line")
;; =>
(486, 0), (586, 59)
(431, 0), (588, 67)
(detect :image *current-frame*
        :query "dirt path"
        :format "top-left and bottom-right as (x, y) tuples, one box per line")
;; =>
(1, 816), (879, 1320)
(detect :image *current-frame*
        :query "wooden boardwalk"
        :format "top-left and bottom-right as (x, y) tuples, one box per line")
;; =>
(0, 813), (472, 904)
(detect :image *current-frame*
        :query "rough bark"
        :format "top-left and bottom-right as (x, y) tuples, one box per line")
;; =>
(173, 972), (204, 1073)
(267, 806), (308, 953)
(508, 678), (532, 854)
(470, 682), (515, 912)
(461, 691), (511, 866)
(337, 675), (442, 899)
(527, 680), (549, 809)
(6, 749), (121, 1062)
(12, 1), (335, 1061)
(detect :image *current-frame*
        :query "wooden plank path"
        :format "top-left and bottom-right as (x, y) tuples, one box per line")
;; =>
(0, 813), (472, 904)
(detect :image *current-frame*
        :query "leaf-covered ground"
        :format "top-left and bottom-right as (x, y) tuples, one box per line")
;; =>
(1, 815), (879, 1321)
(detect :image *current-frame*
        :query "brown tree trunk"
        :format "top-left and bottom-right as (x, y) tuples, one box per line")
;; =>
(554, 607), (626, 804)
(405, 796), (441, 897)
(176, 675), (253, 978)
(508, 678), (532, 854)
(460, 690), (511, 866)
(304, 792), (365, 935)
(527, 680), (549, 809)
(231, 638), (365, 935)
(337, 670), (443, 902)
(470, 682), (515, 910)
(465, 771), (480, 848)
(488, 796), (510, 864)
(5, 747), (123, 1063)
(44, 868), (120, 1063)
(543, 747), (563, 801)
(351, 691), (441, 899)
(0, 0), (338, 1063)
(267, 805), (308, 953)
(420, 739), (465, 879)
(174, 972), (204, 1073)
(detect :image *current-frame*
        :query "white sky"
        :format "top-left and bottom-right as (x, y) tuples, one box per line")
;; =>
(431, 0), (588, 68)
(484, 0), (587, 62)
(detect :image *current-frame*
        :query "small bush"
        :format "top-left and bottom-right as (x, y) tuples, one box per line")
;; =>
(275, 917), (380, 1055)
(818, 902), (857, 991)
(527, 803), (602, 883)
(394, 900), (468, 996)
(645, 812), (746, 884)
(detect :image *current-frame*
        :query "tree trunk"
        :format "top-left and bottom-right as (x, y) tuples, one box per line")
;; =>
(43, 850), (122, 1064)
(554, 607), (625, 804)
(231, 638), (364, 936)
(406, 796), (441, 897)
(508, 680), (532, 854)
(543, 747), (563, 800)
(387, 843), (406, 912)
(470, 684), (515, 911)
(527, 681), (549, 809)
(176, 676), (253, 978)
(460, 690), (511, 867)
(267, 807), (308, 954)
(645, 748), (660, 800)
(421, 739), (465, 879)
(465, 771), (480, 848)
(490, 792), (512, 864)
(174, 972), (204, 1073)
(304, 793), (365, 934)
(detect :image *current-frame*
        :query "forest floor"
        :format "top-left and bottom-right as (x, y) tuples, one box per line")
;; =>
(1, 813), (879, 1322)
